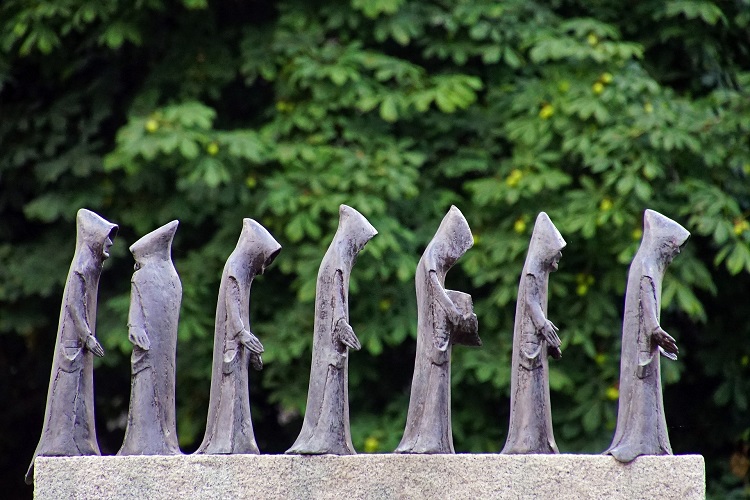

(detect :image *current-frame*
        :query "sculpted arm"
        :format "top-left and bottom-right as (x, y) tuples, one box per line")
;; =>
(429, 270), (462, 325)
(640, 275), (678, 360)
(127, 282), (150, 350)
(226, 276), (264, 357)
(525, 273), (561, 358)
(71, 271), (104, 357)
(333, 269), (361, 351)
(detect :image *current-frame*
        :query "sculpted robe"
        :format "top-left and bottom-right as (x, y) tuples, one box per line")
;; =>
(502, 212), (565, 454)
(607, 210), (689, 462)
(396, 205), (478, 454)
(287, 205), (377, 455)
(26, 209), (117, 484)
(118, 220), (182, 456)
(197, 219), (281, 455)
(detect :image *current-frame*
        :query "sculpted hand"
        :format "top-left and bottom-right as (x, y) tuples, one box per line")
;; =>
(335, 319), (361, 351)
(85, 335), (105, 357)
(128, 326), (151, 350)
(539, 320), (561, 349)
(240, 330), (264, 354)
(250, 352), (263, 371)
(653, 326), (678, 360)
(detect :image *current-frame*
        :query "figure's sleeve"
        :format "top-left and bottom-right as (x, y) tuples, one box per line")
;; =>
(429, 270), (461, 324)
(70, 271), (92, 342)
(333, 269), (347, 322)
(127, 281), (151, 350)
(640, 275), (660, 334)
(226, 276), (246, 336)
(525, 274), (547, 331)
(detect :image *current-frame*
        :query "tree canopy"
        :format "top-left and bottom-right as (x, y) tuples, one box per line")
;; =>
(1, 0), (749, 497)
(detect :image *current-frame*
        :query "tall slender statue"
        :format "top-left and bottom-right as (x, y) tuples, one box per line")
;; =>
(396, 205), (479, 454)
(286, 205), (377, 455)
(501, 212), (565, 454)
(196, 219), (281, 454)
(607, 209), (689, 463)
(118, 220), (182, 456)
(26, 209), (117, 484)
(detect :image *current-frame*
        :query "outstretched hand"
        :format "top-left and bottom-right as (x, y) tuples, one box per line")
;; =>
(85, 335), (105, 357)
(335, 319), (361, 351)
(129, 326), (151, 350)
(653, 326), (678, 360)
(539, 319), (561, 350)
(240, 330), (264, 354)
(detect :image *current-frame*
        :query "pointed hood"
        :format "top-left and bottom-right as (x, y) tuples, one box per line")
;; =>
(642, 209), (690, 251)
(337, 205), (378, 254)
(130, 220), (179, 264)
(526, 212), (567, 273)
(430, 205), (473, 270)
(237, 218), (282, 272)
(76, 208), (118, 259)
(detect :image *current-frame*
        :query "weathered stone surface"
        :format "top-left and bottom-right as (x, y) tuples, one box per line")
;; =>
(35, 454), (704, 499)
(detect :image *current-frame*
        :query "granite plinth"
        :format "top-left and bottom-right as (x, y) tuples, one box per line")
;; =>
(34, 453), (705, 499)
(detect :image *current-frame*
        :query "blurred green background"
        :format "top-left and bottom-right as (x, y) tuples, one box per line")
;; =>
(1, 0), (749, 498)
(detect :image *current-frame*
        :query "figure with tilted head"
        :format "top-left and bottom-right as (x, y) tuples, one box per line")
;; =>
(607, 209), (689, 462)
(26, 209), (117, 484)
(197, 219), (281, 454)
(396, 206), (479, 454)
(118, 220), (182, 456)
(287, 205), (377, 455)
(501, 212), (565, 455)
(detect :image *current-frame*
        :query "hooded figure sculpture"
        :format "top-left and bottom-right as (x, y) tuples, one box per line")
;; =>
(196, 219), (281, 454)
(607, 209), (689, 463)
(118, 220), (182, 456)
(501, 212), (565, 455)
(396, 205), (479, 454)
(26, 209), (117, 484)
(286, 205), (378, 455)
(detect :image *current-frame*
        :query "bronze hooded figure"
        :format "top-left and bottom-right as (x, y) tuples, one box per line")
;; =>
(396, 205), (479, 454)
(118, 220), (182, 456)
(607, 209), (689, 463)
(26, 209), (117, 484)
(501, 212), (565, 454)
(286, 205), (378, 455)
(196, 219), (281, 454)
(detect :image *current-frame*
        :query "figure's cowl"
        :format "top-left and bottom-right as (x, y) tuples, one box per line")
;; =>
(236, 218), (282, 272)
(432, 205), (473, 270)
(76, 208), (118, 259)
(130, 220), (179, 264)
(337, 204), (378, 254)
(527, 212), (566, 273)
(642, 209), (690, 254)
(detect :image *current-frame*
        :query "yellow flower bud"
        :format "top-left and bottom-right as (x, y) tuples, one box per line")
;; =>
(245, 176), (257, 189)
(599, 198), (613, 211)
(734, 219), (749, 236)
(600, 72), (613, 84)
(606, 386), (619, 400)
(145, 119), (159, 133)
(587, 33), (599, 46)
(539, 104), (554, 119)
(364, 436), (380, 453)
(632, 228), (643, 240)
(592, 82), (605, 95)
(644, 102), (654, 114)
(206, 142), (219, 156)
(513, 218), (527, 234)
(506, 169), (523, 187)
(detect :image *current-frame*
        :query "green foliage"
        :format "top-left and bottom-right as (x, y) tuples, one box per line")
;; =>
(1, 0), (750, 497)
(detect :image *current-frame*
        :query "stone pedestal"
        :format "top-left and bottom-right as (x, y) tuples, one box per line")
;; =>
(34, 453), (704, 499)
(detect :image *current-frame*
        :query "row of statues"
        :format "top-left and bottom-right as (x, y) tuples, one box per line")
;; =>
(26, 205), (690, 484)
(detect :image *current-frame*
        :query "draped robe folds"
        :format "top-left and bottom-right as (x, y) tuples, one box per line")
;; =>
(197, 219), (281, 455)
(607, 210), (690, 463)
(118, 220), (182, 456)
(502, 212), (565, 455)
(287, 205), (377, 455)
(396, 205), (477, 454)
(26, 209), (117, 484)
